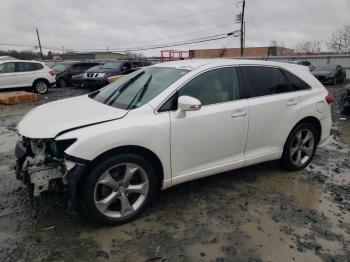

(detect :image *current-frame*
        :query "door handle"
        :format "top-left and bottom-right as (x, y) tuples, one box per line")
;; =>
(286, 101), (298, 106)
(231, 111), (247, 118)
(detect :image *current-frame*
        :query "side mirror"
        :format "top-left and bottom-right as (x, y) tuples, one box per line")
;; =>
(178, 96), (202, 111)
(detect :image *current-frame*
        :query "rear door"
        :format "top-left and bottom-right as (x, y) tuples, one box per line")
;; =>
(15, 62), (37, 87)
(239, 66), (301, 165)
(0, 62), (17, 88)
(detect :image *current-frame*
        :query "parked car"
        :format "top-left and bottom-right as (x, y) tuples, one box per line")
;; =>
(0, 60), (55, 94)
(339, 86), (350, 114)
(71, 65), (102, 87)
(293, 60), (315, 71)
(107, 67), (142, 84)
(52, 62), (101, 88)
(15, 59), (332, 226)
(312, 64), (346, 85)
(82, 60), (152, 89)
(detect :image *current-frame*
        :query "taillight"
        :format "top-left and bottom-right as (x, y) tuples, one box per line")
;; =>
(325, 93), (333, 105)
(49, 70), (56, 76)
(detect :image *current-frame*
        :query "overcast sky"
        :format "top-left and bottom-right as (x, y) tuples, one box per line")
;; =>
(0, 0), (349, 56)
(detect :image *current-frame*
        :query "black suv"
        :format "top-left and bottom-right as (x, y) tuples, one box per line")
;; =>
(52, 62), (101, 87)
(82, 60), (152, 89)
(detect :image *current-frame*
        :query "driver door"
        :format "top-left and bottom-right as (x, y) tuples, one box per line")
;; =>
(169, 67), (248, 182)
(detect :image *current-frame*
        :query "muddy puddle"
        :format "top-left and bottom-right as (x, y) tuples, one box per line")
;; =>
(0, 85), (349, 261)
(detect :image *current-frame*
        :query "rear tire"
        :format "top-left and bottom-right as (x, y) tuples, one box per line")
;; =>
(281, 123), (318, 171)
(79, 154), (158, 226)
(33, 80), (49, 94)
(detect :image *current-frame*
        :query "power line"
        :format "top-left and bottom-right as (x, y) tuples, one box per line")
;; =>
(42, 3), (235, 32)
(0, 26), (238, 53)
(70, 32), (232, 51)
(107, 23), (234, 47)
(68, 32), (235, 52)
(0, 43), (35, 48)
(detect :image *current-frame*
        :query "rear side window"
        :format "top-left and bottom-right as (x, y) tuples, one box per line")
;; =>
(16, 62), (43, 72)
(132, 61), (143, 67)
(16, 62), (32, 72)
(283, 70), (310, 91)
(179, 67), (240, 106)
(240, 66), (290, 98)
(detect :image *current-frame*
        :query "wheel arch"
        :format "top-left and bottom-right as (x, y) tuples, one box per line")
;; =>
(32, 78), (49, 87)
(285, 116), (322, 148)
(78, 145), (164, 192)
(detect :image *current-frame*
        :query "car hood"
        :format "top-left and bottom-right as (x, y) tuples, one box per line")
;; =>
(17, 95), (128, 139)
(312, 70), (334, 76)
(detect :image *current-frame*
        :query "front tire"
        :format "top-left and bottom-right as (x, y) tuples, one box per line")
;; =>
(57, 78), (67, 88)
(281, 123), (318, 171)
(33, 80), (48, 94)
(79, 154), (158, 226)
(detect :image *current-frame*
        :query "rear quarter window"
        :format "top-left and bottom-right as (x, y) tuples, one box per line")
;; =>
(31, 63), (44, 71)
(283, 70), (311, 91)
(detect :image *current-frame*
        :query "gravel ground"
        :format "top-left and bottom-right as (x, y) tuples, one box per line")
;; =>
(0, 83), (349, 262)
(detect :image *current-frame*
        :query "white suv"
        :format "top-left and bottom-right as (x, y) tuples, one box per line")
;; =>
(0, 60), (55, 94)
(15, 59), (332, 225)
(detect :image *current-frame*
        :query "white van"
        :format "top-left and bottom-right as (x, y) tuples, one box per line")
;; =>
(0, 60), (55, 94)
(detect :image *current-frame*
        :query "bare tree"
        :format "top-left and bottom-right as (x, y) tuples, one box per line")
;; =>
(327, 25), (350, 53)
(295, 40), (322, 54)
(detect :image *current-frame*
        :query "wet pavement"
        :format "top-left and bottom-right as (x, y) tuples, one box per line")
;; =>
(0, 83), (349, 262)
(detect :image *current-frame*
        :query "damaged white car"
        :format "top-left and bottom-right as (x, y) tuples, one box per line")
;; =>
(15, 59), (332, 226)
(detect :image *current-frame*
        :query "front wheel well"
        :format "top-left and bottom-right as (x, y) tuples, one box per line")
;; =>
(78, 146), (164, 191)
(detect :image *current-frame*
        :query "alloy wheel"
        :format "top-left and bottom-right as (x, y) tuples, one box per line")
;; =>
(93, 163), (149, 218)
(290, 128), (315, 167)
(35, 81), (48, 94)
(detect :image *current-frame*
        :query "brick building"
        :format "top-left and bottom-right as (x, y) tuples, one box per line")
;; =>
(189, 46), (295, 58)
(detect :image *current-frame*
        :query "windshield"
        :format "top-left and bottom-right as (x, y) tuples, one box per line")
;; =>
(316, 65), (336, 71)
(92, 67), (189, 109)
(52, 63), (70, 72)
(101, 62), (123, 69)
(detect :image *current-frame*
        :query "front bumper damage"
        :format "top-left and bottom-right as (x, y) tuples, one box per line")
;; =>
(15, 139), (87, 209)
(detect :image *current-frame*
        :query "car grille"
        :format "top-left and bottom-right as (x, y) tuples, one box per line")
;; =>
(316, 75), (326, 81)
(87, 73), (99, 78)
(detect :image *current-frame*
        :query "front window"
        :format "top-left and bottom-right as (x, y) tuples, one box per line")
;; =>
(0, 62), (15, 73)
(179, 67), (240, 106)
(92, 67), (189, 109)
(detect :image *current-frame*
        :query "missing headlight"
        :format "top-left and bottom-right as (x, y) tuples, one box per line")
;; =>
(47, 139), (77, 158)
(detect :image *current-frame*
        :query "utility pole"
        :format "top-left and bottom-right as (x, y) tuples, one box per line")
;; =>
(240, 0), (246, 56)
(36, 27), (43, 60)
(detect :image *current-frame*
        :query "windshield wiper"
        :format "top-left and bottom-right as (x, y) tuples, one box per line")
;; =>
(104, 71), (145, 105)
(127, 75), (153, 110)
